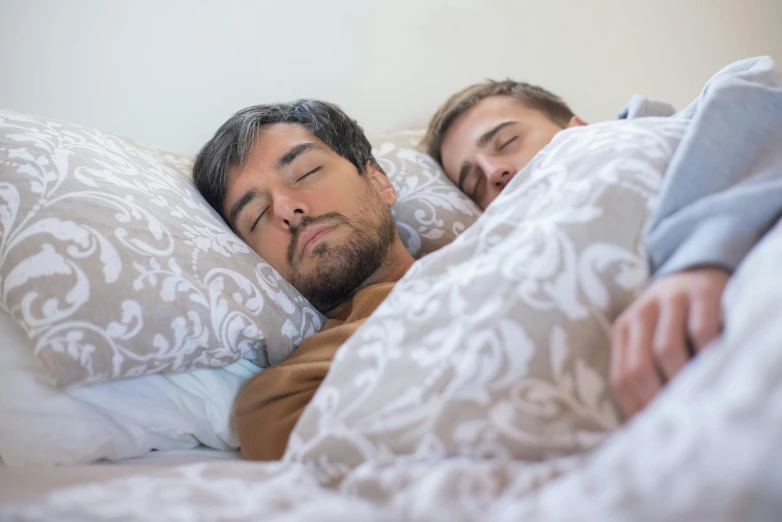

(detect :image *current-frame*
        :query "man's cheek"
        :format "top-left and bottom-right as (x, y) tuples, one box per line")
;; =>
(255, 242), (287, 277)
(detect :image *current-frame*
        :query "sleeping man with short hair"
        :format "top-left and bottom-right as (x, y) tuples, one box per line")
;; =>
(193, 57), (782, 460)
(423, 56), (782, 419)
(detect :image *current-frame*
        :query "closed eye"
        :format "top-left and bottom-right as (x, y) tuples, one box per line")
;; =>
(499, 136), (518, 150)
(250, 208), (268, 232)
(297, 165), (322, 183)
(466, 173), (480, 198)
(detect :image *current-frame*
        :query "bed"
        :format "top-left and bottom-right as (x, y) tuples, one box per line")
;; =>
(1, 111), (781, 521)
(0, 449), (241, 506)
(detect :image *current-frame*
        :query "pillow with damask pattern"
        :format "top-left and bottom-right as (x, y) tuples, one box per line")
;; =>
(0, 110), (323, 387)
(0, 112), (478, 388)
(371, 130), (481, 258)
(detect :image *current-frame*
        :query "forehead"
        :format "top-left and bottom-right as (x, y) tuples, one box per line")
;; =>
(235, 123), (324, 177)
(226, 123), (326, 189)
(452, 96), (530, 133)
(441, 96), (543, 167)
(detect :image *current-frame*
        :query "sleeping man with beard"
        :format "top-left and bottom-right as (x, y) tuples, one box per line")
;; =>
(193, 101), (416, 460)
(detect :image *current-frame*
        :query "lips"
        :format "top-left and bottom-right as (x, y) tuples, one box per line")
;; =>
(295, 223), (337, 262)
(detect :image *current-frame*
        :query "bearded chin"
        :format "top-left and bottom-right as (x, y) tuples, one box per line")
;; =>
(294, 241), (381, 312)
(291, 207), (396, 314)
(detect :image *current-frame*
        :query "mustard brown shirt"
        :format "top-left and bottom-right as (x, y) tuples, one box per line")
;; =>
(234, 280), (398, 460)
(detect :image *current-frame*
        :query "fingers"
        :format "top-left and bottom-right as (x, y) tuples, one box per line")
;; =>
(610, 268), (730, 420)
(624, 303), (664, 415)
(652, 294), (690, 379)
(611, 302), (664, 419)
(688, 285), (723, 351)
(610, 319), (642, 417)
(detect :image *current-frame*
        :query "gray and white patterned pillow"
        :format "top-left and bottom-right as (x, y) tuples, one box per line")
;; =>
(0, 110), (324, 387)
(372, 130), (481, 258)
(289, 118), (690, 477)
(0, 113), (478, 388)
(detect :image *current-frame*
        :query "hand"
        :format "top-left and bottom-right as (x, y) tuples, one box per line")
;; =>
(610, 267), (730, 418)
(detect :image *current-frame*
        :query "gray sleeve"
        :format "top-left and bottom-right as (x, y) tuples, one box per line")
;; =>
(645, 69), (782, 280)
(617, 94), (676, 120)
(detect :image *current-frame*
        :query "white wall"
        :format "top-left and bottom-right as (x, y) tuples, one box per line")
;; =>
(1, 0), (781, 155)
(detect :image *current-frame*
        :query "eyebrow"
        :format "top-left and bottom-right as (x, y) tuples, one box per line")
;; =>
(228, 188), (258, 228)
(476, 121), (518, 148)
(273, 142), (323, 172)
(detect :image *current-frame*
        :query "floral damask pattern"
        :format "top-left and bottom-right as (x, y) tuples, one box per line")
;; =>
(289, 118), (690, 477)
(372, 130), (481, 258)
(0, 110), (323, 386)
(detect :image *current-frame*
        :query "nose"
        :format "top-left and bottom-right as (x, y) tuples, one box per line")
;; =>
(476, 155), (514, 189)
(273, 191), (309, 230)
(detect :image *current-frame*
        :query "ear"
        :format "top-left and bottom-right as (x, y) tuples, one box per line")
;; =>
(567, 115), (588, 128)
(365, 161), (397, 207)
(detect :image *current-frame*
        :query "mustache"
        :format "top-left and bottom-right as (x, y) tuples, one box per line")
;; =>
(287, 212), (349, 266)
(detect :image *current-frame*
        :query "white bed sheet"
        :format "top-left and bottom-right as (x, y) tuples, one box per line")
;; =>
(0, 448), (241, 505)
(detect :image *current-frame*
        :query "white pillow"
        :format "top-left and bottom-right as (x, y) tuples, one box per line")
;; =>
(0, 308), (260, 467)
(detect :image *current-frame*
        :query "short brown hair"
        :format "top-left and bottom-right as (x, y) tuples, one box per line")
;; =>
(423, 80), (575, 166)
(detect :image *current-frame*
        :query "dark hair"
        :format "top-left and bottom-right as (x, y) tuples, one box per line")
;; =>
(193, 100), (377, 221)
(423, 80), (575, 166)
